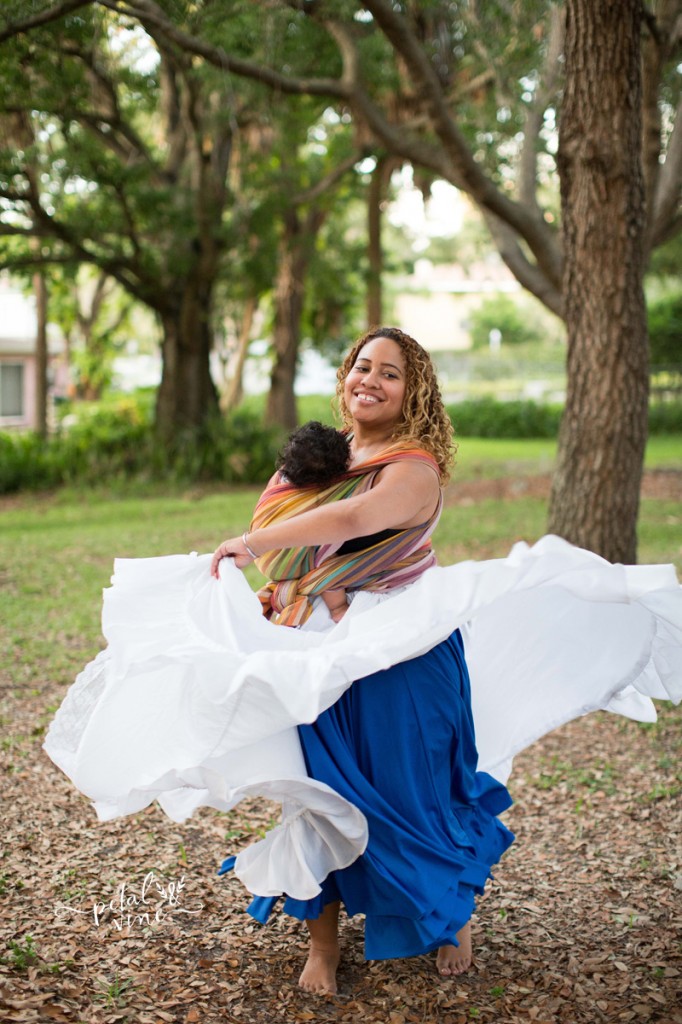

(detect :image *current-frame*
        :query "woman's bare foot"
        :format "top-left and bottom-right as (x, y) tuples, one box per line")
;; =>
(436, 921), (473, 976)
(299, 901), (341, 994)
(298, 942), (340, 994)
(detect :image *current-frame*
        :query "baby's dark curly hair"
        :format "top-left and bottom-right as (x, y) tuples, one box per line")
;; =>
(276, 421), (351, 488)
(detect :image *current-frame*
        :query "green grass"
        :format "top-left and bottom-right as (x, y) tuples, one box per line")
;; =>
(642, 434), (682, 468)
(0, 487), (259, 689)
(434, 497), (548, 562)
(1, 438), (679, 694)
(453, 438), (557, 479)
(453, 434), (681, 480)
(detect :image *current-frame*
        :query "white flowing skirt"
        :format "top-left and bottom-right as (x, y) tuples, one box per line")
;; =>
(43, 536), (682, 900)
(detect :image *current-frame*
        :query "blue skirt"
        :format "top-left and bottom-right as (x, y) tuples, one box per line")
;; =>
(220, 629), (514, 960)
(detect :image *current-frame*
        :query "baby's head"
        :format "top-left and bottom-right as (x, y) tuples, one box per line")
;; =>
(277, 421), (351, 488)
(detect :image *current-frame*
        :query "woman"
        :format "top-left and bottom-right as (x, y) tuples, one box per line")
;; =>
(211, 327), (514, 991)
(44, 328), (680, 996)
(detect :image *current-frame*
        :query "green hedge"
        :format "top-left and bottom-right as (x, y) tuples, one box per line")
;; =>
(2, 395), (681, 494)
(648, 400), (682, 434)
(447, 396), (682, 439)
(447, 398), (562, 438)
(0, 401), (281, 494)
(648, 293), (682, 365)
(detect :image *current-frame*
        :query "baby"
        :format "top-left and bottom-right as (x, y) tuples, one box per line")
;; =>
(276, 421), (351, 623)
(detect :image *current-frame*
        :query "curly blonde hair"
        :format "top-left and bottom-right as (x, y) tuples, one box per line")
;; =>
(336, 326), (456, 483)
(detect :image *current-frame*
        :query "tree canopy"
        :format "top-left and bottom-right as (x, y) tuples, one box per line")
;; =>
(1, 0), (681, 559)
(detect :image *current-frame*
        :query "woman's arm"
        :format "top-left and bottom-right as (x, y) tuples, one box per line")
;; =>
(210, 459), (440, 578)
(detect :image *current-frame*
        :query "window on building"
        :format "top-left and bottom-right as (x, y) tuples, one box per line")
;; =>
(0, 362), (24, 418)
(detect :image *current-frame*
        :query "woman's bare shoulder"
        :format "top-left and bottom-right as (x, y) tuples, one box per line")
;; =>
(369, 459), (441, 526)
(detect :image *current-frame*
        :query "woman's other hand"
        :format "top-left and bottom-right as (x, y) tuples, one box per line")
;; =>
(210, 536), (254, 578)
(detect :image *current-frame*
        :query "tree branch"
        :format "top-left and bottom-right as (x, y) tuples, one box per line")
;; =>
(97, 0), (348, 98)
(111, 181), (144, 262)
(323, 21), (456, 182)
(63, 41), (158, 169)
(460, 1), (516, 110)
(451, 68), (496, 103)
(0, 0), (95, 44)
(482, 211), (564, 319)
(158, 52), (188, 183)
(518, 4), (564, 210)
(0, 253), (80, 270)
(293, 150), (364, 205)
(651, 208), (682, 247)
(360, 0), (563, 292)
(24, 196), (159, 308)
(651, 92), (682, 247)
(641, 0), (678, 247)
(74, 112), (154, 167)
(0, 185), (30, 203)
(0, 222), (53, 237)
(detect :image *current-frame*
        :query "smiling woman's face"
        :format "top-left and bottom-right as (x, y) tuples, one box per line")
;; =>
(343, 336), (407, 431)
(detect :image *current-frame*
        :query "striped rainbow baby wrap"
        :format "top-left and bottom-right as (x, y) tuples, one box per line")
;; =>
(250, 440), (442, 627)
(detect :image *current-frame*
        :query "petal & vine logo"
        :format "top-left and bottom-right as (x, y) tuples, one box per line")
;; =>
(55, 871), (203, 932)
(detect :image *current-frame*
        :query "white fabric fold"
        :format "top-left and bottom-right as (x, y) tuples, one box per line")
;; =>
(43, 534), (681, 900)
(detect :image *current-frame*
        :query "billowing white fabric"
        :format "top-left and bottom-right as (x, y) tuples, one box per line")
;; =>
(43, 535), (681, 900)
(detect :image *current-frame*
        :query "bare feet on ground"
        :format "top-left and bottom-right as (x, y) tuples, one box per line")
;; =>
(298, 942), (340, 994)
(436, 921), (473, 976)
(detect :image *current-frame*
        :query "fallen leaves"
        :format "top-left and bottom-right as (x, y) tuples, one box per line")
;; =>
(2, 662), (681, 1022)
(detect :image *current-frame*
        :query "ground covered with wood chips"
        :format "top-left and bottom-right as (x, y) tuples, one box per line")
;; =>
(1, 469), (681, 1023)
(1, 675), (680, 1023)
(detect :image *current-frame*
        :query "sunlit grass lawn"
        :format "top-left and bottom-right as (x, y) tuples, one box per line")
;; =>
(1, 434), (679, 694)
(452, 433), (682, 479)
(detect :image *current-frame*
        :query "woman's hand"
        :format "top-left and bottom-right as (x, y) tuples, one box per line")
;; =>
(210, 535), (255, 578)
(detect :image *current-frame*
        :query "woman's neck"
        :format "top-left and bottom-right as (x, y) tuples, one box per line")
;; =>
(349, 425), (397, 463)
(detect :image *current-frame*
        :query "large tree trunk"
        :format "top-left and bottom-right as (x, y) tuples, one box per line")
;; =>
(155, 279), (219, 440)
(548, 0), (648, 564)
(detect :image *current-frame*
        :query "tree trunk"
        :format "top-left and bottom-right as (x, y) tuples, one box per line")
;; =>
(155, 279), (219, 440)
(33, 270), (48, 437)
(548, 0), (648, 564)
(222, 294), (257, 412)
(265, 240), (303, 431)
(367, 156), (387, 326)
(265, 208), (326, 431)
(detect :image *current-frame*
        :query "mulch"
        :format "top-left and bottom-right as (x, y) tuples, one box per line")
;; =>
(1, 474), (681, 1024)
(2, 685), (679, 1023)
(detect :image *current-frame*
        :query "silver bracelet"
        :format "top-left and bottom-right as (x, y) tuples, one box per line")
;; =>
(242, 532), (258, 559)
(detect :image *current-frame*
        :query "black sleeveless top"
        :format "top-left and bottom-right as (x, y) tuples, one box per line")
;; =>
(336, 528), (401, 555)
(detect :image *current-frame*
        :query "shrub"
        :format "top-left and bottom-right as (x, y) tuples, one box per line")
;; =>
(648, 293), (682, 366)
(3, 394), (680, 493)
(648, 400), (682, 434)
(0, 398), (281, 494)
(447, 396), (682, 438)
(0, 432), (61, 493)
(447, 397), (562, 438)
